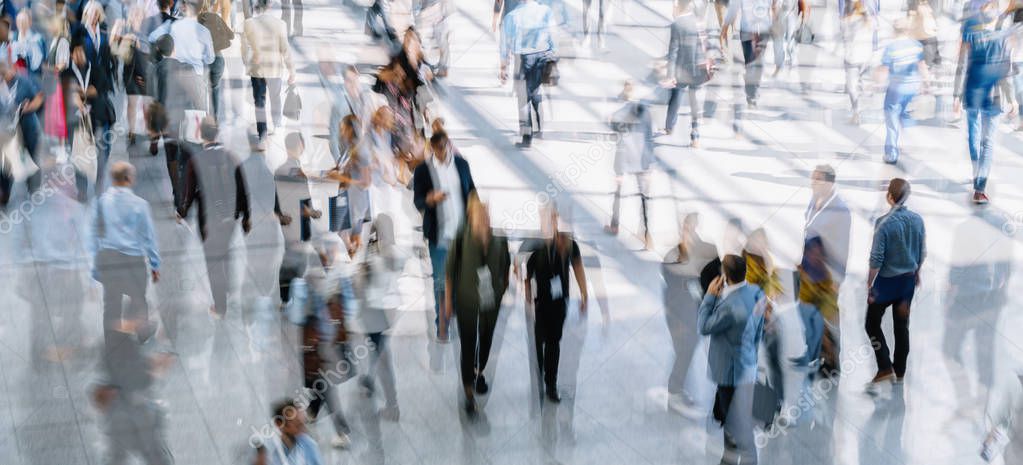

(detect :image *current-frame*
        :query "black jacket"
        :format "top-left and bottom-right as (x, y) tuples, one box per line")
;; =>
(412, 154), (474, 247)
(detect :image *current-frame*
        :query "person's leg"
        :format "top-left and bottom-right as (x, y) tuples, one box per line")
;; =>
(975, 108), (998, 193)
(638, 172), (650, 237)
(294, 0), (304, 36)
(534, 316), (547, 388)
(596, 0), (606, 40)
(741, 38), (755, 101)
(97, 252), (124, 334)
(251, 77), (268, 139)
(883, 89), (901, 161)
(268, 78), (284, 130)
(892, 296), (912, 378)
(455, 308), (479, 389)
(543, 307), (566, 392)
(744, 35), (766, 104)
(665, 85), (683, 132)
(94, 122), (112, 195)
(371, 333), (399, 407)
(609, 177), (622, 231)
(125, 255), (151, 325)
(514, 56), (531, 140)
(845, 63), (861, 119)
(525, 53), (545, 135)
(688, 84), (701, 142)
(281, 0), (292, 35)
(204, 230), (233, 316)
(428, 244), (448, 338)
(476, 309), (498, 373)
(865, 300), (894, 374)
(209, 55), (225, 121)
(582, 0), (592, 36)
(305, 376), (324, 419)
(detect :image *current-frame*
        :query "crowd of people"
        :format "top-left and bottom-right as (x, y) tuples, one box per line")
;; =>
(1, 0), (1022, 463)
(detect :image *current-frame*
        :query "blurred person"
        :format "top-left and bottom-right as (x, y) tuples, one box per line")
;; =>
(720, 0), (776, 108)
(801, 164), (851, 375)
(149, 34), (208, 142)
(864, 178), (925, 393)
(444, 192), (510, 414)
(876, 17), (930, 164)
(365, 105), (414, 236)
(198, 0), (232, 121)
(0, 51), (43, 191)
(663, 213), (717, 414)
(242, 0), (295, 140)
(274, 130), (317, 304)
(112, 5), (153, 145)
(606, 80), (654, 248)
(280, 0), (302, 37)
(524, 204), (587, 403)
(325, 115), (371, 251)
(321, 63), (373, 162)
(843, 0), (874, 125)
(95, 316), (176, 465)
(11, 11), (44, 76)
(90, 161), (161, 342)
(64, 33), (115, 194)
(582, 0), (608, 49)
(699, 254), (765, 465)
(263, 399), (324, 465)
(1001, 0), (1023, 131)
(770, 0), (801, 76)
(954, 1), (1013, 204)
(499, 0), (557, 148)
(146, 101), (191, 213)
(177, 117), (252, 317)
(413, 126), (475, 340)
(357, 213), (403, 421)
(663, 0), (712, 145)
(742, 228), (783, 301)
(417, 0), (451, 76)
(147, 0), (214, 79)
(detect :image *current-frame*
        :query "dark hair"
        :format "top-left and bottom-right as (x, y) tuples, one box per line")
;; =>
(271, 399), (301, 426)
(146, 102), (169, 133)
(155, 34), (174, 58)
(253, 0), (269, 12)
(285, 132), (305, 151)
(887, 178), (911, 205)
(429, 129), (448, 153)
(813, 164), (836, 183)
(722, 254), (747, 284)
(199, 116), (219, 142)
(158, 0), (173, 10)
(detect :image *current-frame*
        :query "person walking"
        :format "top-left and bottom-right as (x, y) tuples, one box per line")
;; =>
(443, 193), (510, 414)
(606, 81), (654, 248)
(721, 0), (776, 109)
(876, 18), (930, 164)
(954, 1), (1013, 204)
(178, 117), (252, 317)
(663, 0), (712, 145)
(843, 0), (874, 125)
(91, 162), (161, 342)
(499, 0), (557, 148)
(525, 204), (587, 403)
(699, 254), (765, 465)
(262, 399), (325, 465)
(242, 0), (295, 140)
(413, 128), (475, 340)
(864, 178), (925, 393)
(198, 0), (232, 121)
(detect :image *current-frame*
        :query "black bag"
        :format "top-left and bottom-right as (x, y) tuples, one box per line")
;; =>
(283, 85), (302, 120)
(541, 53), (560, 86)
(752, 379), (782, 427)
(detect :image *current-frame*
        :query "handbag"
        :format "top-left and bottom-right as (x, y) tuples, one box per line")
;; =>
(795, 22), (815, 44)
(283, 85), (302, 120)
(71, 114), (96, 182)
(180, 109), (206, 144)
(0, 129), (36, 182)
(541, 53), (560, 86)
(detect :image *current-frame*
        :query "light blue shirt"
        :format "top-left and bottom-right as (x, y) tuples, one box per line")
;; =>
(91, 186), (161, 271)
(148, 17), (215, 74)
(265, 433), (323, 465)
(724, 0), (776, 38)
(500, 0), (557, 64)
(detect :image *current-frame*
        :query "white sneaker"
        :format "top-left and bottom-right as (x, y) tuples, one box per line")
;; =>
(981, 427), (1008, 462)
(667, 393), (702, 419)
(331, 432), (352, 449)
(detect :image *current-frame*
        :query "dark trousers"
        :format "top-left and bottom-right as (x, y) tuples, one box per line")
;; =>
(582, 0), (606, 38)
(204, 223), (236, 316)
(865, 273), (916, 377)
(741, 35), (767, 103)
(94, 121), (113, 196)
(455, 306), (499, 388)
(665, 83), (700, 137)
(713, 383), (757, 464)
(250, 77), (282, 139)
(209, 55), (225, 121)
(535, 304), (566, 391)
(281, 0), (303, 36)
(515, 52), (545, 137)
(97, 250), (150, 336)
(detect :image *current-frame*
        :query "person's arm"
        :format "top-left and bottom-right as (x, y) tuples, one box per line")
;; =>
(235, 166), (252, 233)
(867, 225), (886, 290)
(545, 7), (557, 54)
(721, 0), (739, 41)
(666, 21), (680, 84)
(24, 90), (43, 113)
(499, 13), (514, 73)
(697, 277), (732, 335)
(200, 26), (215, 65)
(493, 0), (503, 32)
(953, 37), (970, 110)
(140, 202), (161, 280)
(571, 246), (587, 314)
(280, 22), (295, 84)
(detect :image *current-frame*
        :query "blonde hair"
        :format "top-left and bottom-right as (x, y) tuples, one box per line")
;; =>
(83, 1), (106, 25)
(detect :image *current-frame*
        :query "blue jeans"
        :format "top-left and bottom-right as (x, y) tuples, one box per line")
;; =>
(794, 302), (824, 367)
(966, 108), (998, 192)
(883, 87), (916, 162)
(428, 243), (449, 338)
(209, 55), (225, 121)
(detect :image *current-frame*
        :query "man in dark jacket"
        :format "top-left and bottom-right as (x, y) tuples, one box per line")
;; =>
(178, 117), (251, 317)
(64, 35), (116, 194)
(413, 128), (475, 340)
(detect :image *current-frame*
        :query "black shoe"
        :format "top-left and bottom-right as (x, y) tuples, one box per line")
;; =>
(545, 388), (561, 403)
(464, 397), (477, 415)
(516, 135), (532, 148)
(475, 374), (489, 395)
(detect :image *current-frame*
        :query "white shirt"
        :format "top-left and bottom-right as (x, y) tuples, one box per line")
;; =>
(720, 280), (747, 300)
(431, 152), (463, 244)
(149, 17), (215, 75)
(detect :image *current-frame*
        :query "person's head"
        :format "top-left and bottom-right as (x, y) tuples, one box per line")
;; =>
(181, 0), (201, 17)
(199, 116), (219, 143)
(619, 80), (634, 101)
(371, 106), (394, 131)
(466, 192), (490, 237)
(540, 201), (559, 239)
(285, 132), (305, 158)
(82, 1), (105, 27)
(158, 0), (173, 13)
(431, 117), (445, 135)
(402, 27), (422, 58)
(270, 399), (307, 439)
(892, 17), (910, 36)
(16, 10), (32, 35)
(70, 39), (87, 67)
(110, 161), (137, 187)
(745, 227), (770, 258)
(155, 34), (174, 59)
(886, 178), (911, 207)
(253, 0), (270, 13)
(340, 114), (359, 145)
(721, 254), (747, 285)
(145, 102), (169, 135)
(810, 164), (837, 198)
(429, 130), (449, 162)
(675, 0), (693, 14)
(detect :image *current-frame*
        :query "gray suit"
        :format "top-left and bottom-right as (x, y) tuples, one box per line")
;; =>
(804, 191), (852, 283)
(698, 283), (764, 387)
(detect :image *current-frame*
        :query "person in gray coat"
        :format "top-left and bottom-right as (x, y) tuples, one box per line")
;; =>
(606, 80), (654, 248)
(699, 254), (765, 465)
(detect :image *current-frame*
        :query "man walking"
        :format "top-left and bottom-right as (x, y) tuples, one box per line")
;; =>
(91, 162), (161, 341)
(525, 205), (588, 403)
(413, 129), (475, 340)
(877, 18), (929, 164)
(865, 178), (925, 393)
(178, 117), (252, 318)
(699, 254), (764, 465)
(663, 0), (711, 145)
(242, 0), (296, 140)
(499, 0), (557, 148)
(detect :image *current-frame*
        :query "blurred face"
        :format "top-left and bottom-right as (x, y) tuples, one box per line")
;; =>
(276, 407), (306, 438)
(72, 46), (87, 67)
(810, 171), (833, 198)
(16, 13), (30, 34)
